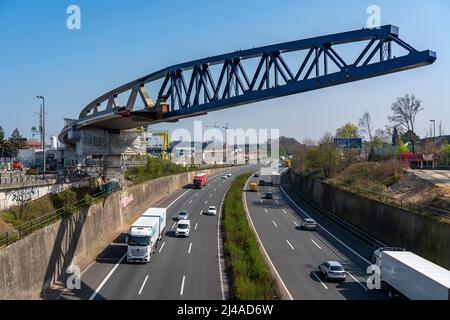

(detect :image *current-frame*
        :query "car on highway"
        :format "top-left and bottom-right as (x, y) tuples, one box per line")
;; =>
(299, 218), (317, 231)
(175, 220), (191, 237)
(177, 210), (189, 221)
(12, 161), (24, 171)
(226, 173), (232, 178)
(318, 261), (346, 282)
(264, 192), (274, 200)
(207, 206), (217, 215)
(250, 183), (258, 192)
(254, 173), (260, 178)
(221, 175), (229, 179)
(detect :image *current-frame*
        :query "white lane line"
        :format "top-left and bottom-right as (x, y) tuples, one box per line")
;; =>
(272, 220), (278, 228)
(209, 194), (212, 197)
(280, 186), (371, 264)
(199, 210), (203, 216)
(264, 208), (268, 213)
(205, 200), (208, 205)
(312, 272), (328, 289)
(180, 275), (186, 296)
(196, 194), (199, 197)
(188, 243), (192, 254)
(158, 242), (166, 253)
(89, 253), (126, 300)
(138, 275), (149, 295)
(275, 200), (279, 205)
(282, 209), (287, 215)
(172, 222), (176, 229)
(286, 240), (295, 250)
(214, 189), (217, 192)
(260, 199), (263, 204)
(194, 222), (198, 231)
(293, 221), (299, 227)
(310, 239), (322, 250)
(347, 272), (369, 291)
(189, 200), (192, 204)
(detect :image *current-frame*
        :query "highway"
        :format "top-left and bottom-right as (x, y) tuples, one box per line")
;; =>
(59, 164), (257, 300)
(244, 172), (387, 300)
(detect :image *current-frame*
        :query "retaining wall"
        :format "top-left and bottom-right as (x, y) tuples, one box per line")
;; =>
(0, 168), (229, 300)
(287, 173), (450, 269)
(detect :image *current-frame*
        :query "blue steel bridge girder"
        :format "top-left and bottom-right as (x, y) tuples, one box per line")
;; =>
(74, 25), (435, 128)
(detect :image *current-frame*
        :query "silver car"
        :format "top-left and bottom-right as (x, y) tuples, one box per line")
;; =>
(318, 261), (346, 282)
(300, 218), (317, 231)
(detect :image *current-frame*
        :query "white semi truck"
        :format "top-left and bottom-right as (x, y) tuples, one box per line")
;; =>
(372, 248), (450, 300)
(127, 208), (167, 263)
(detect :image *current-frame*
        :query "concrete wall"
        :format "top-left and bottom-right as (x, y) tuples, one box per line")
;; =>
(0, 168), (229, 300)
(287, 173), (450, 269)
(0, 180), (90, 211)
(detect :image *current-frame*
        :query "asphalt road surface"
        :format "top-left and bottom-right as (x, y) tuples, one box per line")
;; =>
(59, 164), (257, 300)
(244, 172), (387, 300)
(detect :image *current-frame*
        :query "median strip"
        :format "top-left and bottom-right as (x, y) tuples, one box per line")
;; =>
(223, 173), (279, 300)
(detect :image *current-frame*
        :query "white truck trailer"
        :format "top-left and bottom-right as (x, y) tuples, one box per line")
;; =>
(271, 172), (281, 186)
(374, 249), (450, 300)
(142, 207), (167, 241)
(127, 208), (166, 263)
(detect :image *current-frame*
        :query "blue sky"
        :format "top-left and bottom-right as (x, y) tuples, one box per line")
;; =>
(0, 0), (449, 143)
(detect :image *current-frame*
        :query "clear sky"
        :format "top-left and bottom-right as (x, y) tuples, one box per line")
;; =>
(0, 0), (449, 143)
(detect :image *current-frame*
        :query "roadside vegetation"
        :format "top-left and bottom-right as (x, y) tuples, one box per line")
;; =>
(125, 156), (233, 185)
(223, 173), (278, 300)
(281, 93), (450, 222)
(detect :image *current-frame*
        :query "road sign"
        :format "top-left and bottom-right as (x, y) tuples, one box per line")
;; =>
(334, 138), (362, 149)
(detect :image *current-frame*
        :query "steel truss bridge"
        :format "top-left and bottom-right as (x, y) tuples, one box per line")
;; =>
(59, 25), (435, 145)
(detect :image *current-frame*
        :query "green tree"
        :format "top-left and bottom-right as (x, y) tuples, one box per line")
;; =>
(336, 123), (359, 138)
(304, 144), (341, 178)
(8, 128), (26, 156)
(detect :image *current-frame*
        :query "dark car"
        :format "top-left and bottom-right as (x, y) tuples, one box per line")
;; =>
(264, 192), (274, 200)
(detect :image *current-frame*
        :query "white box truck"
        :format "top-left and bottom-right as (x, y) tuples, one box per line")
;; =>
(271, 172), (281, 186)
(142, 207), (167, 241)
(373, 248), (450, 300)
(127, 208), (166, 263)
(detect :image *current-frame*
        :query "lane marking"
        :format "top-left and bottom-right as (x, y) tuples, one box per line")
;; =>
(194, 222), (198, 231)
(280, 186), (371, 264)
(311, 239), (322, 250)
(214, 189), (217, 192)
(312, 272), (328, 290)
(172, 222), (176, 229)
(180, 275), (186, 296)
(189, 200), (192, 204)
(199, 210), (202, 216)
(188, 242), (192, 254)
(293, 221), (299, 227)
(282, 209), (287, 215)
(138, 275), (149, 295)
(205, 200), (208, 205)
(347, 272), (369, 291)
(89, 253), (126, 300)
(158, 242), (166, 253)
(260, 199), (263, 204)
(209, 194), (212, 197)
(272, 220), (278, 228)
(264, 208), (268, 213)
(275, 200), (279, 205)
(286, 240), (295, 250)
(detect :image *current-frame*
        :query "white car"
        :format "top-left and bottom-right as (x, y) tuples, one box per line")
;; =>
(318, 261), (346, 282)
(175, 220), (191, 237)
(222, 175), (229, 179)
(226, 173), (232, 178)
(207, 206), (217, 215)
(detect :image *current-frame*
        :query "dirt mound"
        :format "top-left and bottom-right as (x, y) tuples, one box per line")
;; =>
(387, 173), (450, 211)
(0, 218), (14, 235)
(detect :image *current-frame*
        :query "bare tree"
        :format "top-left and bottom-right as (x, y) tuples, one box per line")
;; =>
(359, 112), (374, 144)
(319, 132), (335, 145)
(388, 94), (423, 153)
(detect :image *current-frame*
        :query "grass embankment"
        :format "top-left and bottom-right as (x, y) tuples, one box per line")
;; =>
(1, 187), (99, 229)
(223, 173), (278, 300)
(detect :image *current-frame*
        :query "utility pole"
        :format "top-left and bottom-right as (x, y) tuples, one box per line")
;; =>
(430, 119), (436, 168)
(37, 96), (46, 176)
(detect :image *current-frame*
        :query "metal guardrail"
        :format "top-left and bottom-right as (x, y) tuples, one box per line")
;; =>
(0, 184), (121, 248)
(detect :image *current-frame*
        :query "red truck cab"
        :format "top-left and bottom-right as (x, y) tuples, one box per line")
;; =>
(193, 173), (208, 189)
(12, 161), (24, 171)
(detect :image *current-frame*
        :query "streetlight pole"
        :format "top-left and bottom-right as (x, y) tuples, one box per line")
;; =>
(37, 96), (46, 177)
